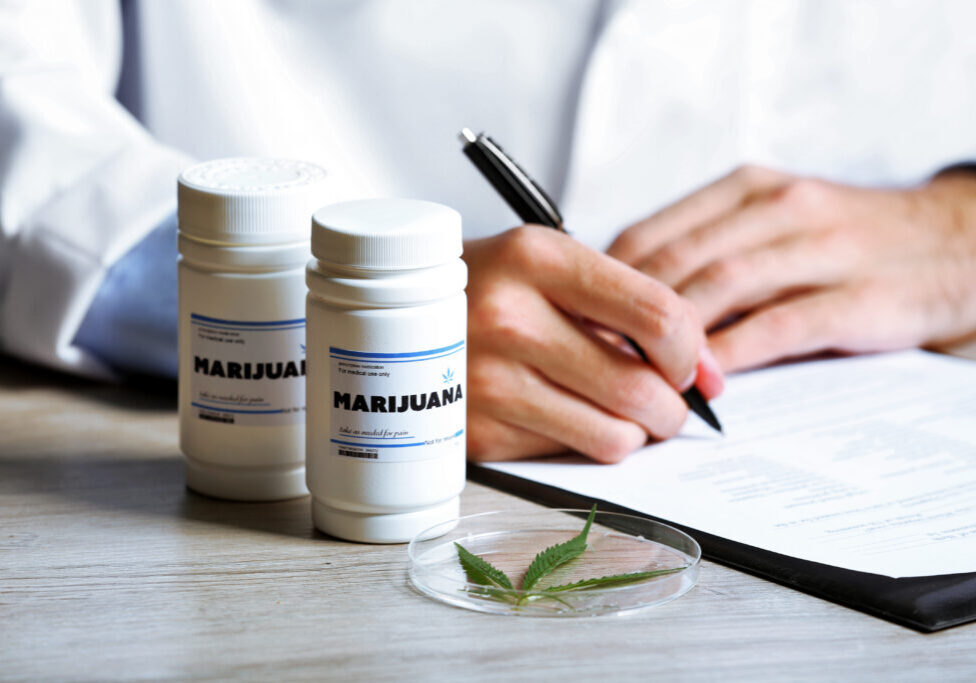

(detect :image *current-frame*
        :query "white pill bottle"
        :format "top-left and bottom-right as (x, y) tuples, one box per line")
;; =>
(306, 198), (467, 543)
(178, 158), (331, 501)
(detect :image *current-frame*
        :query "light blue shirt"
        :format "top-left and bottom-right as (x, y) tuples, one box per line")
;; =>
(73, 215), (178, 378)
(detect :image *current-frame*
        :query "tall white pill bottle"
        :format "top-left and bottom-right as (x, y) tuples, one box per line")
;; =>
(306, 199), (467, 543)
(178, 158), (331, 501)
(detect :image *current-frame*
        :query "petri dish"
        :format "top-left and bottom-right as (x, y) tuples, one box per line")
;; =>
(408, 507), (700, 617)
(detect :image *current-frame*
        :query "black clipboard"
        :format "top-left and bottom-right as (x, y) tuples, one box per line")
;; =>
(470, 465), (976, 633)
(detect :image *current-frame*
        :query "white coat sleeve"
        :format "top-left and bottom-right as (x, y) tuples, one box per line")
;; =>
(0, 0), (191, 378)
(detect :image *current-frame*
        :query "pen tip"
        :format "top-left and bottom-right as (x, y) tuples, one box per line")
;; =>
(458, 128), (477, 145)
(681, 386), (723, 434)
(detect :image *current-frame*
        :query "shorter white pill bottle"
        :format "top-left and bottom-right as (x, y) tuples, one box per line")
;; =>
(178, 158), (332, 501)
(306, 198), (467, 543)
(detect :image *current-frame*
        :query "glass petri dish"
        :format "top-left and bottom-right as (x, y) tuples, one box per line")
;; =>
(408, 507), (700, 617)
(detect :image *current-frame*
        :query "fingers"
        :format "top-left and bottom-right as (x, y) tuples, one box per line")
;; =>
(707, 280), (920, 372)
(608, 165), (788, 265)
(584, 320), (724, 400)
(492, 226), (703, 389)
(467, 354), (649, 463)
(469, 275), (689, 445)
(512, 305), (689, 439)
(467, 413), (563, 462)
(679, 231), (856, 329)
(636, 181), (829, 288)
(695, 346), (725, 400)
(707, 289), (846, 372)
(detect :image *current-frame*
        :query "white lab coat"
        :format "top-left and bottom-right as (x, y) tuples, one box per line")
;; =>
(2, 0), (975, 377)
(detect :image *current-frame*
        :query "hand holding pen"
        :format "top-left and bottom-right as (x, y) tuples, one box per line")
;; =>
(459, 129), (724, 463)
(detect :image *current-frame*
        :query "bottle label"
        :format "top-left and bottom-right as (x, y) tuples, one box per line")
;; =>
(328, 340), (466, 462)
(189, 313), (306, 426)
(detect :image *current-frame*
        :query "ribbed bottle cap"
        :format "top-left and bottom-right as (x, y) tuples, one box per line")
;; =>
(178, 158), (330, 244)
(311, 198), (462, 269)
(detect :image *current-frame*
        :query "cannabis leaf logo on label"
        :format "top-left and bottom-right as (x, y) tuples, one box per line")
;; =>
(454, 505), (687, 607)
(442, 368), (454, 384)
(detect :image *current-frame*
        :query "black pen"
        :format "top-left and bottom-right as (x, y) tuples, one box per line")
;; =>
(458, 128), (723, 434)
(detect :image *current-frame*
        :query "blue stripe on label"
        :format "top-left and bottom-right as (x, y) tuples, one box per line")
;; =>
(329, 430), (464, 449)
(199, 398), (271, 407)
(329, 348), (464, 363)
(328, 340), (464, 359)
(192, 321), (304, 332)
(193, 402), (285, 414)
(191, 313), (305, 326)
(331, 439), (424, 448)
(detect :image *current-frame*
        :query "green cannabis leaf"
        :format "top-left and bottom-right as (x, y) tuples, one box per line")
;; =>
(521, 504), (596, 591)
(542, 567), (685, 593)
(454, 542), (513, 590)
(454, 505), (688, 609)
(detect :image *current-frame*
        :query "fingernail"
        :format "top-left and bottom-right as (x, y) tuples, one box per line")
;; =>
(696, 346), (725, 399)
(679, 366), (698, 391)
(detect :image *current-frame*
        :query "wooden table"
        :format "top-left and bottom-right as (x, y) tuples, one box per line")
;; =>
(2, 357), (974, 682)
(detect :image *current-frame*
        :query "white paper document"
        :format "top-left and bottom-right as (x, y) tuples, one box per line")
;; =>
(485, 351), (976, 577)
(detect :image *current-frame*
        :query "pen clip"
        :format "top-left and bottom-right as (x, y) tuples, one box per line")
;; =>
(475, 134), (565, 231)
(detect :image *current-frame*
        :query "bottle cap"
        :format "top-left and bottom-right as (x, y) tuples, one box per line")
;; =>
(178, 158), (330, 245)
(311, 198), (462, 269)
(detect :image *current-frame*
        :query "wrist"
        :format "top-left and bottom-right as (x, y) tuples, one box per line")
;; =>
(919, 170), (976, 241)
(917, 170), (976, 349)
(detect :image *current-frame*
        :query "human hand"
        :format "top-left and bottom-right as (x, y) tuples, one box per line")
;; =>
(464, 226), (724, 463)
(608, 166), (976, 372)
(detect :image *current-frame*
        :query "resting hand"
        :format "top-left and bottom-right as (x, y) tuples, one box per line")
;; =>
(608, 166), (976, 372)
(464, 226), (723, 463)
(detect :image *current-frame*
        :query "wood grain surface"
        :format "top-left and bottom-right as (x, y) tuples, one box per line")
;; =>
(1, 358), (974, 682)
